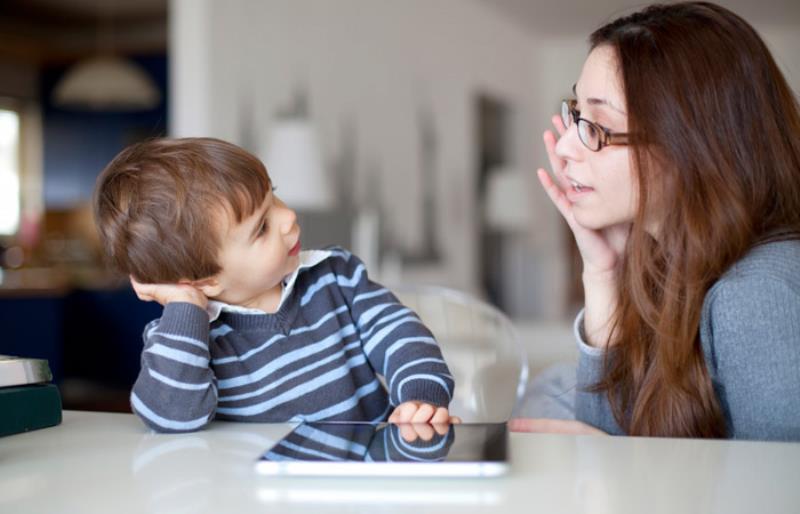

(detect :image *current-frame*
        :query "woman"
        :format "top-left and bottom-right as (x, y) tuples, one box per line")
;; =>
(512, 2), (800, 440)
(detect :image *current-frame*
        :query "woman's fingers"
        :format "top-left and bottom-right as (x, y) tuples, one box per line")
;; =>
(544, 130), (565, 177)
(507, 418), (606, 435)
(537, 169), (575, 226)
(543, 129), (574, 194)
(552, 113), (567, 137)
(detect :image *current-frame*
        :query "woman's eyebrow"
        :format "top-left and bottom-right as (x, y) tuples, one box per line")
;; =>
(572, 83), (627, 115)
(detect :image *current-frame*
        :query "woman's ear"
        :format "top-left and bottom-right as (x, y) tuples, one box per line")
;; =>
(189, 277), (223, 298)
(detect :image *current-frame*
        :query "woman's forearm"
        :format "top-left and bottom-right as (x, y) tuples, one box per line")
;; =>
(582, 270), (619, 347)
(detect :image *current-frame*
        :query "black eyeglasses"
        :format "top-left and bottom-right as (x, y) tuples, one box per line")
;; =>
(561, 99), (631, 152)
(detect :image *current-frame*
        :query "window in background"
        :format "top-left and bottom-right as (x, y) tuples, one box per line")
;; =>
(0, 109), (20, 236)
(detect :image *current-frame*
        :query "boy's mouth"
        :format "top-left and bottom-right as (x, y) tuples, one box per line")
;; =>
(288, 241), (301, 256)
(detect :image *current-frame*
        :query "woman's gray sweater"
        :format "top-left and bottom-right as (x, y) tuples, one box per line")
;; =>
(574, 239), (800, 441)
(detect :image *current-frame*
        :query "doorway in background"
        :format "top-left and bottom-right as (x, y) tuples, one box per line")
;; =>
(475, 94), (510, 311)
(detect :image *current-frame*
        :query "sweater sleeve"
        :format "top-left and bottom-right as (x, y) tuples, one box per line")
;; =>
(572, 309), (625, 435)
(131, 302), (218, 433)
(702, 273), (800, 441)
(329, 248), (454, 408)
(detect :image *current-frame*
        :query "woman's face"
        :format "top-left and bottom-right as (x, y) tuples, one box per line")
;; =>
(556, 45), (638, 231)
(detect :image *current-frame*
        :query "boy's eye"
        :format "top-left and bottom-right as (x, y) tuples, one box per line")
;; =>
(257, 219), (268, 236)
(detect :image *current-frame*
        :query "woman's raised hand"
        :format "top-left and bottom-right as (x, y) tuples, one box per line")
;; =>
(537, 114), (629, 347)
(536, 115), (629, 278)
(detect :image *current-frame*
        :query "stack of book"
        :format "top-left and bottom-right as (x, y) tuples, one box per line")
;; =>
(0, 356), (62, 437)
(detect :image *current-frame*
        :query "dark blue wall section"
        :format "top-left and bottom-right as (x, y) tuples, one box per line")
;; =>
(62, 288), (163, 388)
(0, 288), (162, 389)
(0, 295), (65, 382)
(41, 54), (168, 208)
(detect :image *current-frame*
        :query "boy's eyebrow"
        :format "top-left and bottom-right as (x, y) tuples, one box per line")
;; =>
(572, 83), (626, 115)
(248, 193), (272, 241)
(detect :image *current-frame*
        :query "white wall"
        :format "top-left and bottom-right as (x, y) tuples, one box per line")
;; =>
(761, 25), (800, 89)
(169, 0), (569, 319)
(168, 0), (800, 321)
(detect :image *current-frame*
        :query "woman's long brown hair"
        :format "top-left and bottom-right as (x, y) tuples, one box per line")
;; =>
(589, 2), (800, 437)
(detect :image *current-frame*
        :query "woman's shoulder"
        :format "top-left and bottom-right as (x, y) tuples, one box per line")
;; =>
(705, 238), (800, 309)
(700, 239), (800, 355)
(721, 238), (800, 283)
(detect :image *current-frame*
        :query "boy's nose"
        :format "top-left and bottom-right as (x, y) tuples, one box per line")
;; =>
(272, 195), (298, 233)
(280, 205), (298, 234)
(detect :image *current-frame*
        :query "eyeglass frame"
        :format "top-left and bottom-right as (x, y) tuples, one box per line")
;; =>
(561, 99), (631, 152)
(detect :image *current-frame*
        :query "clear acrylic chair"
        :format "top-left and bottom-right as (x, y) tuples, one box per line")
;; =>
(391, 285), (529, 422)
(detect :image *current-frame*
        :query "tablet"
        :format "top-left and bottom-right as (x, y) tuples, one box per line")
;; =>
(255, 422), (509, 478)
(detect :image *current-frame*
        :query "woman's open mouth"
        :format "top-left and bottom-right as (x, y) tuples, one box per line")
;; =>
(566, 177), (594, 201)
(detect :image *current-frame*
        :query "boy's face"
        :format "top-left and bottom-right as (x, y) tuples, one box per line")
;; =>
(209, 187), (301, 310)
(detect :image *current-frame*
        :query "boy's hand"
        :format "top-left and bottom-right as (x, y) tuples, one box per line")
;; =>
(388, 401), (462, 425)
(397, 422), (451, 443)
(130, 277), (208, 309)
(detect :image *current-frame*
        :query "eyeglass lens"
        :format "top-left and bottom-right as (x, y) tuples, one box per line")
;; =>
(561, 101), (601, 151)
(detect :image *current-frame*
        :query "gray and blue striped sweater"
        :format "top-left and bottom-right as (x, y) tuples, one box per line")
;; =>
(130, 247), (454, 433)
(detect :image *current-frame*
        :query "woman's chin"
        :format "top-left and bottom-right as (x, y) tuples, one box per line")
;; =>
(573, 212), (610, 231)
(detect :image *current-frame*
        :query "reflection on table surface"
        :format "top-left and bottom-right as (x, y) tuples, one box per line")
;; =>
(1, 411), (799, 514)
(263, 421), (457, 463)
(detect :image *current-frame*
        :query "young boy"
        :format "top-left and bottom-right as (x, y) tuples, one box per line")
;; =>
(93, 137), (455, 433)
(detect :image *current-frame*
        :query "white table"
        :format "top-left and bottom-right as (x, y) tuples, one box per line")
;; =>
(1, 411), (798, 514)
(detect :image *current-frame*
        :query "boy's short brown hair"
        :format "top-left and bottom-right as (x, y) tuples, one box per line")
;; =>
(93, 137), (271, 283)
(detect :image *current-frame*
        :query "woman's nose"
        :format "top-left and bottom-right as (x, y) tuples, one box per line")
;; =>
(555, 123), (583, 162)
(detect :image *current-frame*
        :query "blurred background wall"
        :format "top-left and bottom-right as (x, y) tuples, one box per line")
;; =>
(1, 0), (798, 411)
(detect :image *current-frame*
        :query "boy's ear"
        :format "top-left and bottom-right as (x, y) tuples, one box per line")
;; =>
(187, 276), (223, 297)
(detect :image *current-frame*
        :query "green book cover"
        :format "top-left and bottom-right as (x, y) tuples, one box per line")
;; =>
(0, 384), (63, 437)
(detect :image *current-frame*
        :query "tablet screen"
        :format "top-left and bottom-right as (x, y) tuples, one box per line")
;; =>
(256, 422), (508, 477)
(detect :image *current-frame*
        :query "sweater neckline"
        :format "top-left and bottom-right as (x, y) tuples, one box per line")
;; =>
(217, 289), (301, 333)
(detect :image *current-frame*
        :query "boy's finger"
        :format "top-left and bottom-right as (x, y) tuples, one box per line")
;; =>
(399, 424), (418, 443)
(395, 402), (420, 423)
(410, 403), (436, 423)
(432, 423), (450, 436)
(430, 407), (449, 424)
(411, 423), (434, 441)
(450, 416), (462, 424)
